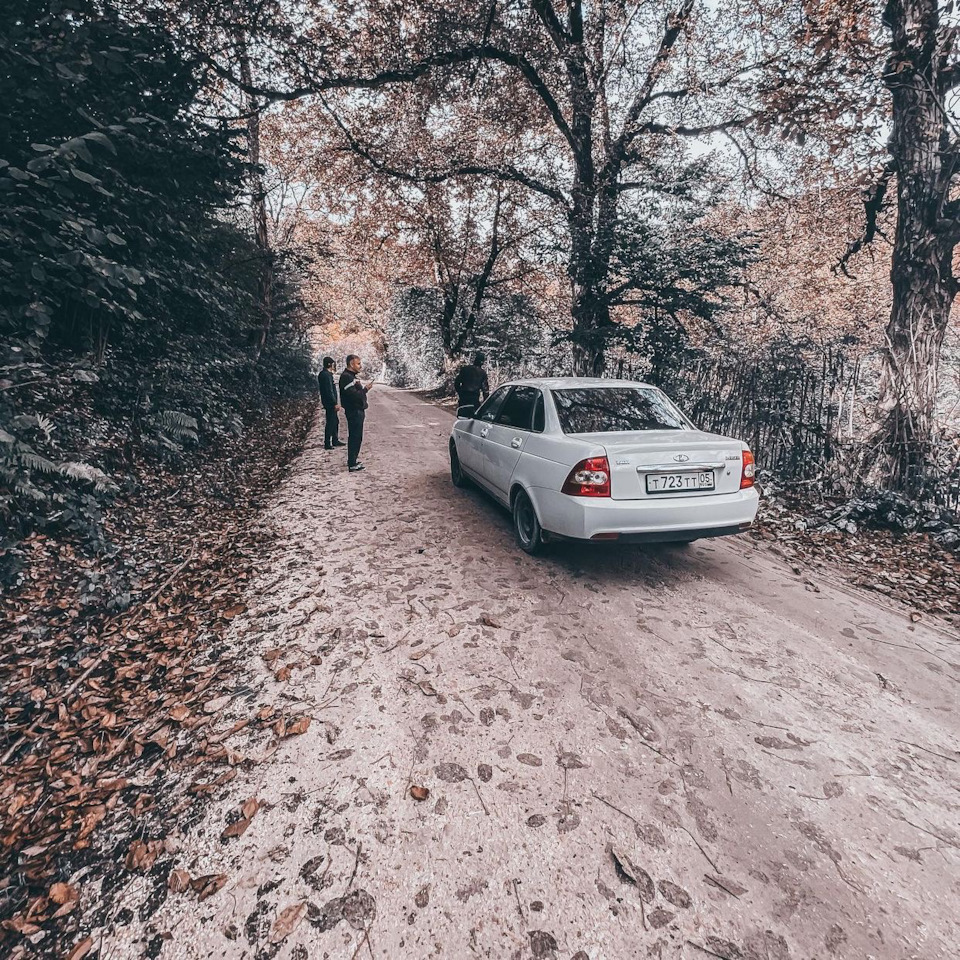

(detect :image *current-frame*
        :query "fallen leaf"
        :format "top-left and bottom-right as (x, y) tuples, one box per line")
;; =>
(910, 611), (922, 622)
(434, 762), (469, 782)
(190, 873), (227, 901)
(284, 716), (311, 736)
(223, 603), (246, 619)
(204, 695), (231, 714)
(49, 882), (78, 905)
(611, 847), (636, 883)
(611, 848), (655, 902)
(528, 930), (559, 959)
(66, 936), (94, 960)
(703, 873), (748, 898)
(480, 614), (501, 628)
(270, 901), (307, 942)
(222, 818), (251, 839)
(125, 839), (162, 872)
(409, 785), (430, 801)
(168, 705), (190, 723)
(168, 869), (191, 893)
(262, 648), (284, 663)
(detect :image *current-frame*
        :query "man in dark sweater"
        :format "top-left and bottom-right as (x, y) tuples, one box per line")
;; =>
(318, 357), (345, 451)
(454, 352), (490, 412)
(338, 354), (374, 471)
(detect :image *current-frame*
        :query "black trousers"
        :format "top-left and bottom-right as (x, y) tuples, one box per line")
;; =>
(323, 405), (340, 447)
(345, 409), (365, 467)
(457, 391), (481, 412)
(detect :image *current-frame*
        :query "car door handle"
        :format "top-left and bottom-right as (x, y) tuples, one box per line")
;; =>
(480, 428), (489, 438)
(511, 437), (522, 448)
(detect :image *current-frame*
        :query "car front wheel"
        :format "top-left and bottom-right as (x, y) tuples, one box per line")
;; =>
(450, 442), (469, 488)
(512, 489), (544, 555)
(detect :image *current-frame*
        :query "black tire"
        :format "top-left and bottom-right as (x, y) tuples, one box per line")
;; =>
(512, 489), (544, 555)
(450, 442), (470, 488)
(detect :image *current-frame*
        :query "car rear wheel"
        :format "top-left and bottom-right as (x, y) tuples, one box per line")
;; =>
(512, 489), (544, 555)
(450, 442), (469, 488)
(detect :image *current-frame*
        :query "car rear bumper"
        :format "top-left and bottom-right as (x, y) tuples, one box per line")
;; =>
(532, 486), (760, 541)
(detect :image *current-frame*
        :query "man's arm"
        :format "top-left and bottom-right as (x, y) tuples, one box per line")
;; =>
(481, 371), (489, 399)
(318, 372), (333, 406)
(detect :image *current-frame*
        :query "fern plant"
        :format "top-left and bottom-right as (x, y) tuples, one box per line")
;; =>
(154, 410), (199, 450)
(0, 414), (115, 547)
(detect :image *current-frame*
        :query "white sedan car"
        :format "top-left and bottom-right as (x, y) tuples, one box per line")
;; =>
(449, 377), (759, 554)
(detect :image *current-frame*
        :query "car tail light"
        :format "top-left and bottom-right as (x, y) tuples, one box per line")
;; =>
(740, 449), (755, 489)
(562, 457), (611, 497)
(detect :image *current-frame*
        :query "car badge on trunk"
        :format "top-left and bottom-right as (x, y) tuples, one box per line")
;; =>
(615, 458), (630, 465)
(673, 454), (690, 462)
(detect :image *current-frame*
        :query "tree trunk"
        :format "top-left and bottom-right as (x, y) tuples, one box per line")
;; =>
(570, 290), (610, 376)
(878, 0), (957, 490)
(877, 240), (953, 488)
(239, 41), (274, 361)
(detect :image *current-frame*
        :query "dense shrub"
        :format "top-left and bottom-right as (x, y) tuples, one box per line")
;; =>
(0, 0), (313, 561)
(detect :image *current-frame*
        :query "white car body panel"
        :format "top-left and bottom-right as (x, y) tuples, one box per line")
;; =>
(451, 377), (760, 543)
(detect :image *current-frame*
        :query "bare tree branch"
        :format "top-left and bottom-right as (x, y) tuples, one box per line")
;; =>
(531, 0), (573, 51)
(204, 43), (575, 150)
(605, 0), (695, 175)
(323, 101), (569, 206)
(834, 159), (896, 278)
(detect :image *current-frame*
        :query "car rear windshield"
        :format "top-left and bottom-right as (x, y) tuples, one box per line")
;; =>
(552, 387), (688, 433)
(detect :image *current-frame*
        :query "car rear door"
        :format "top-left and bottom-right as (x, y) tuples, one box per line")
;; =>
(459, 386), (510, 477)
(484, 386), (539, 500)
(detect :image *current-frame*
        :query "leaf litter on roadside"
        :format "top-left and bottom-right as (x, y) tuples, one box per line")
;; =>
(0, 398), (314, 954)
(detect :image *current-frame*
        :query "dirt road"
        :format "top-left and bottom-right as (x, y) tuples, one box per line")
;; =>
(99, 387), (959, 960)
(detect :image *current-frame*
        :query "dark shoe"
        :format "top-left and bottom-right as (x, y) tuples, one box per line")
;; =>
(324, 444), (332, 450)
(349, 463), (365, 472)
(332, 440), (346, 447)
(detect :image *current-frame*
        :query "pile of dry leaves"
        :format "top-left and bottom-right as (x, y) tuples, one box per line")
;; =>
(0, 398), (316, 957)
(751, 485), (960, 626)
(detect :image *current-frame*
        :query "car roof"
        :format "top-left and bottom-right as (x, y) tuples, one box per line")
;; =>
(498, 376), (655, 390)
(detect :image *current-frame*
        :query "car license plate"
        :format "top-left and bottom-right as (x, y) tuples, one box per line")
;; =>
(645, 471), (715, 494)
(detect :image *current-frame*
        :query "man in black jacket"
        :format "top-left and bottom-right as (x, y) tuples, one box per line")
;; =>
(339, 354), (374, 471)
(454, 352), (490, 412)
(318, 357), (345, 450)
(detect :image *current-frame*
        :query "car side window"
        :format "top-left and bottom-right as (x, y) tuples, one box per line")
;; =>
(496, 385), (538, 430)
(475, 386), (510, 423)
(532, 391), (545, 433)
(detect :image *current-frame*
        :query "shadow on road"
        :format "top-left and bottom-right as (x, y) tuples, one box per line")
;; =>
(417, 466), (743, 592)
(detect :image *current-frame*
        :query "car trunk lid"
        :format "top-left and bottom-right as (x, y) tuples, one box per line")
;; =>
(569, 430), (746, 500)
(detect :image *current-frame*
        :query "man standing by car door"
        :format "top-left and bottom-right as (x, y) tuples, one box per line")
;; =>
(339, 355), (374, 472)
(318, 357), (345, 451)
(454, 352), (490, 413)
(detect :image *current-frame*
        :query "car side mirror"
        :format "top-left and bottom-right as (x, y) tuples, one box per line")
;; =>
(457, 405), (476, 419)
